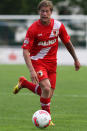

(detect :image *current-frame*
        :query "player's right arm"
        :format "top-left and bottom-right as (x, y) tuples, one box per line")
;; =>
(22, 25), (39, 84)
(23, 49), (39, 84)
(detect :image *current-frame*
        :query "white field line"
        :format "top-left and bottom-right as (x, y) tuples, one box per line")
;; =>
(0, 116), (87, 124)
(0, 92), (87, 98)
(0, 117), (29, 121)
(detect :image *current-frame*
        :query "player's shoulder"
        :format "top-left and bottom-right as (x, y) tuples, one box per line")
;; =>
(27, 20), (39, 31)
(53, 19), (63, 29)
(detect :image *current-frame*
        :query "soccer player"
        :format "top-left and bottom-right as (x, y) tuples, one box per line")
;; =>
(13, 0), (80, 125)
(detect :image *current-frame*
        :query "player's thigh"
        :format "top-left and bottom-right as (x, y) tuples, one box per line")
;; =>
(39, 78), (51, 89)
(33, 64), (48, 83)
(48, 72), (56, 90)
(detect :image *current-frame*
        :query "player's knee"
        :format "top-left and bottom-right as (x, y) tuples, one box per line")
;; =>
(40, 79), (51, 94)
(49, 88), (54, 98)
(44, 86), (50, 94)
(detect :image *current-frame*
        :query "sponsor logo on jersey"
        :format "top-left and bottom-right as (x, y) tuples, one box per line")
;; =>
(38, 39), (56, 46)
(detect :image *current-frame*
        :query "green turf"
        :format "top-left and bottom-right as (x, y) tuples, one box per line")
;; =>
(0, 65), (87, 131)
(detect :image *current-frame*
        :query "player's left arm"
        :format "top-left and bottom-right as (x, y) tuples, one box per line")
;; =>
(64, 40), (80, 71)
(59, 23), (80, 71)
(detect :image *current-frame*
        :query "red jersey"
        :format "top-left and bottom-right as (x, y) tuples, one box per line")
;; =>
(22, 18), (70, 64)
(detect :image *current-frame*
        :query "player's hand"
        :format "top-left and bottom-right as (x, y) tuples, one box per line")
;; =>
(30, 70), (39, 84)
(74, 60), (80, 71)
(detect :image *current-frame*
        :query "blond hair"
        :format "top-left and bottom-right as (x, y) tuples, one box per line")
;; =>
(38, 0), (53, 12)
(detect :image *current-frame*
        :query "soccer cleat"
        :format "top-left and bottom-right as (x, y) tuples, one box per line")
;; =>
(13, 76), (26, 94)
(49, 121), (55, 126)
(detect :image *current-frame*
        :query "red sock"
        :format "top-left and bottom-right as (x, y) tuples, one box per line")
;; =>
(22, 79), (41, 96)
(40, 97), (51, 114)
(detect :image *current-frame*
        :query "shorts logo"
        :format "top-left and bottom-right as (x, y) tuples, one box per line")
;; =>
(37, 70), (43, 77)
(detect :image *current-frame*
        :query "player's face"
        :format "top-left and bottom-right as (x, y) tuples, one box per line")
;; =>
(39, 6), (52, 25)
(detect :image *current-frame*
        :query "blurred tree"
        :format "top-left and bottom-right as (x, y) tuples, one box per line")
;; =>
(0, 0), (41, 14)
(0, 0), (22, 14)
(0, 0), (87, 14)
(69, 0), (87, 14)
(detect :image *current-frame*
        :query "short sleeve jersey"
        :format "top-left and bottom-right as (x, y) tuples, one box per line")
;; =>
(22, 18), (70, 63)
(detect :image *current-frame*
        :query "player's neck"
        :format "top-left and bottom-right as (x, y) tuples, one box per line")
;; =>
(40, 19), (51, 26)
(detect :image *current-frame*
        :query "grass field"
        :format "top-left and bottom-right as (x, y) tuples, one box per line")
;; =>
(0, 65), (87, 131)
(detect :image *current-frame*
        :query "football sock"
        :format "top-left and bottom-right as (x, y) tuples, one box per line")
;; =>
(22, 79), (41, 96)
(40, 97), (51, 114)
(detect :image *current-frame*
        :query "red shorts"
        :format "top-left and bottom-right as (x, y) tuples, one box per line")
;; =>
(32, 60), (57, 89)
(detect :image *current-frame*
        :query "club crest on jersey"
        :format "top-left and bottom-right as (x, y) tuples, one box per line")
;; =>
(37, 70), (43, 77)
(53, 29), (59, 37)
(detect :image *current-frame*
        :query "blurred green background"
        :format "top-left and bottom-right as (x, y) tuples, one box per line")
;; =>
(0, 0), (87, 15)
